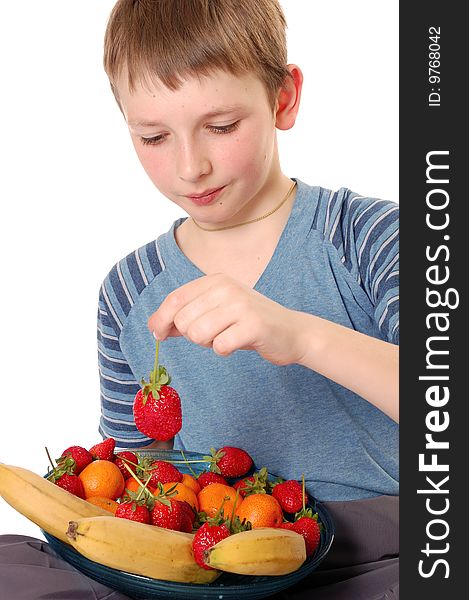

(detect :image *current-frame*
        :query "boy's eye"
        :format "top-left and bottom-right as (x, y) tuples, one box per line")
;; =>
(139, 121), (240, 146)
(207, 121), (240, 134)
(140, 134), (166, 146)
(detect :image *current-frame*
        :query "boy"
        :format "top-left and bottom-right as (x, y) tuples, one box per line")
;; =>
(97, 0), (399, 597)
(0, 1), (398, 598)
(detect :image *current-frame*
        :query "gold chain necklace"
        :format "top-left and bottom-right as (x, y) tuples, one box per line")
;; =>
(191, 180), (297, 232)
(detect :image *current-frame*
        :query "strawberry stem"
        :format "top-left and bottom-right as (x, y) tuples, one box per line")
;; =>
(151, 340), (160, 386)
(301, 474), (306, 512)
(180, 449), (198, 478)
(212, 496), (230, 522)
(228, 488), (240, 528)
(119, 456), (141, 469)
(45, 447), (56, 475)
(161, 459), (209, 465)
(135, 473), (153, 502)
(123, 461), (152, 493)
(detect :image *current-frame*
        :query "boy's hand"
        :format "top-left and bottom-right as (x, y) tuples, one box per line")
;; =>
(147, 274), (305, 366)
(148, 274), (399, 421)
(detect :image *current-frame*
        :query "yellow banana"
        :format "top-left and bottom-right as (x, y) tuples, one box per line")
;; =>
(206, 527), (307, 575)
(66, 516), (220, 584)
(0, 463), (108, 544)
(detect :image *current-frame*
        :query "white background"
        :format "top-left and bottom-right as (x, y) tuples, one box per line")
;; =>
(0, 1), (398, 537)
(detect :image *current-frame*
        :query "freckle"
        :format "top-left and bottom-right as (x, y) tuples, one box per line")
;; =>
(219, 202), (223, 205)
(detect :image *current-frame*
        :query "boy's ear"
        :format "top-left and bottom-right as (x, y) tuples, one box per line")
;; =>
(275, 64), (303, 130)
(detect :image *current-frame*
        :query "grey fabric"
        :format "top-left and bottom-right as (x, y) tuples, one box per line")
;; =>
(275, 495), (399, 599)
(0, 535), (130, 600)
(0, 496), (398, 599)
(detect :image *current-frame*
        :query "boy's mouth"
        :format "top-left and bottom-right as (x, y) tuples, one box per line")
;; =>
(185, 186), (226, 206)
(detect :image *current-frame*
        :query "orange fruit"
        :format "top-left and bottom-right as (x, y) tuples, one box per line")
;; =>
(79, 460), (125, 500)
(124, 477), (156, 495)
(158, 482), (199, 512)
(197, 483), (239, 519)
(86, 496), (119, 515)
(181, 473), (201, 495)
(234, 493), (284, 528)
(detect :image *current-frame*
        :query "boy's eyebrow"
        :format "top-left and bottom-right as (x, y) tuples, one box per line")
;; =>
(128, 105), (245, 128)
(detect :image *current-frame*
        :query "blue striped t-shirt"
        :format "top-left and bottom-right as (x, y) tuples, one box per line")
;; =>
(98, 179), (399, 501)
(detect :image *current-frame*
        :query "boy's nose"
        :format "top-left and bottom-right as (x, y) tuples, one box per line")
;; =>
(177, 141), (212, 182)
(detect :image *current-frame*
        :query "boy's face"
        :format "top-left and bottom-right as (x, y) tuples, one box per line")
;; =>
(116, 70), (282, 226)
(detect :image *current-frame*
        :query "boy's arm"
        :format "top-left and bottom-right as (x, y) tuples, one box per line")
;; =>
(294, 312), (398, 422)
(292, 191), (399, 421)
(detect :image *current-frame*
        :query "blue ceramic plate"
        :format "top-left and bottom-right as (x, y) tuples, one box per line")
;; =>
(43, 449), (334, 600)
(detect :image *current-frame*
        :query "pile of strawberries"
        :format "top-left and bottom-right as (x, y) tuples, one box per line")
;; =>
(47, 438), (321, 570)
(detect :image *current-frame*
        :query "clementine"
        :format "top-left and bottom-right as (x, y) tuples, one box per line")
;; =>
(181, 473), (201, 495)
(158, 482), (199, 512)
(197, 483), (240, 519)
(234, 493), (283, 528)
(124, 477), (156, 495)
(86, 496), (119, 515)
(79, 460), (125, 500)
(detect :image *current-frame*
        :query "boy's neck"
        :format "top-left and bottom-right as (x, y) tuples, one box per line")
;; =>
(174, 173), (297, 287)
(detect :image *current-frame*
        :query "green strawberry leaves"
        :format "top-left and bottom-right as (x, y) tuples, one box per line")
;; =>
(202, 447), (225, 474)
(140, 341), (172, 404)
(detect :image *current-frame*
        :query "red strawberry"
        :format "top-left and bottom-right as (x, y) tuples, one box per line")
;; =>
(290, 516), (321, 556)
(150, 498), (186, 531)
(197, 472), (229, 488)
(272, 479), (308, 513)
(145, 459), (183, 487)
(115, 501), (150, 524)
(59, 446), (93, 475)
(233, 467), (269, 497)
(133, 342), (182, 441)
(192, 522), (231, 569)
(114, 451), (138, 479)
(47, 451), (85, 498)
(89, 438), (115, 461)
(179, 501), (196, 533)
(55, 473), (85, 499)
(233, 476), (255, 497)
(205, 446), (253, 478)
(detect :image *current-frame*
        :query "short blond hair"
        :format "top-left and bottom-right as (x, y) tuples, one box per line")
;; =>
(104, 0), (291, 109)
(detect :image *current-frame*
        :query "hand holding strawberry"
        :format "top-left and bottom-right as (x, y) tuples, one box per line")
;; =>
(133, 341), (182, 441)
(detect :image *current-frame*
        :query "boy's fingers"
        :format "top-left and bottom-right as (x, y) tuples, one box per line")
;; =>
(212, 322), (257, 357)
(147, 277), (207, 337)
(183, 305), (237, 347)
(148, 274), (237, 338)
(153, 325), (181, 340)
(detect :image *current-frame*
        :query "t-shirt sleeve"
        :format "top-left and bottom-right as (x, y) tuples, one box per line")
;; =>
(97, 282), (154, 449)
(97, 240), (166, 448)
(346, 193), (399, 345)
(322, 189), (399, 345)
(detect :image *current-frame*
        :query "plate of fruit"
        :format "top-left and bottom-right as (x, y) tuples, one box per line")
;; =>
(0, 439), (334, 600)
